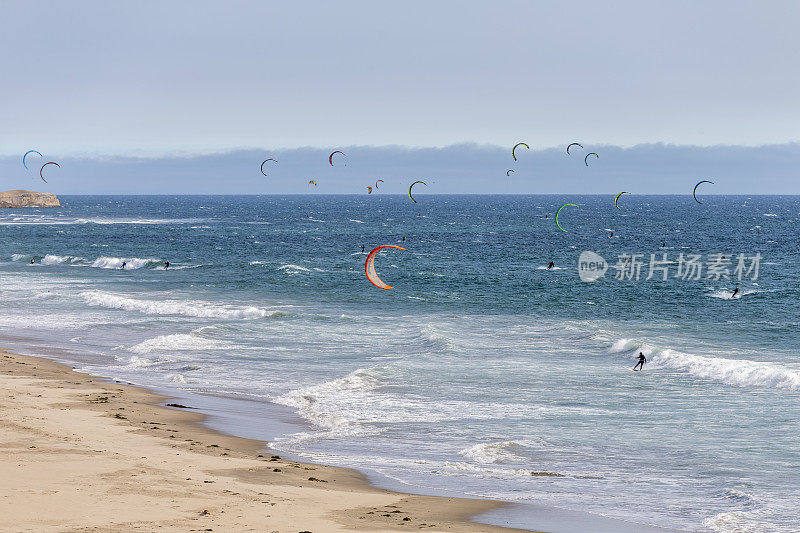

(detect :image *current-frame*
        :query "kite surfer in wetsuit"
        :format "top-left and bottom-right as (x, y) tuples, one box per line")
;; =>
(633, 352), (647, 371)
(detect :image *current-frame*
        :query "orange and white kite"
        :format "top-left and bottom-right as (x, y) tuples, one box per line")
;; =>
(365, 245), (405, 289)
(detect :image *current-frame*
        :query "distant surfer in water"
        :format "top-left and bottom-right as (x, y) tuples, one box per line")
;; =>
(609, 232), (613, 238)
(547, 261), (554, 270)
(164, 261), (170, 270)
(661, 241), (666, 248)
(121, 261), (126, 270)
(402, 236), (406, 241)
(361, 244), (365, 253)
(633, 352), (647, 371)
(730, 285), (739, 299)
(30, 258), (34, 264)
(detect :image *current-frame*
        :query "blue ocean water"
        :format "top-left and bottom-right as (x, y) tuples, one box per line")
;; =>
(1, 195), (798, 532)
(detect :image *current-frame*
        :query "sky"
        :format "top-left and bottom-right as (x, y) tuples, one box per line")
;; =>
(1, 1), (799, 192)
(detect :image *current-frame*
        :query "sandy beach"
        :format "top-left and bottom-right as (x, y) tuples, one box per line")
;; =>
(0, 348), (532, 533)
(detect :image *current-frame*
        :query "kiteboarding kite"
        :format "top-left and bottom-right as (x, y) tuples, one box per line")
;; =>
(506, 170), (514, 176)
(512, 142), (529, 161)
(614, 191), (630, 210)
(566, 143), (583, 155)
(308, 180), (318, 186)
(22, 150), (43, 170)
(555, 203), (579, 233)
(408, 180), (427, 203)
(329, 151), (345, 166)
(260, 158), (277, 176)
(367, 186), (373, 194)
(39, 162), (59, 183)
(365, 245), (405, 290)
(584, 153), (598, 166)
(693, 180), (714, 204)
(375, 179), (384, 188)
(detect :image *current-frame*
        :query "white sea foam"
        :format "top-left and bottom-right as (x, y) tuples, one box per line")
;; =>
(459, 440), (537, 464)
(654, 349), (800, 390)
(349, 219), (365, 223)
(41, 254), (83, 265)
(0, 217), (203, 226)
(128, 333), (234, 354)
(708, 289), (760, 300)
(275, 366), (604, 444)
(91, 257), (161, 269)
(279, 264), (311, 274)
(703, 509), (771, 533)
(610, 339), (800, 390)
(419, 324), (458, 350)
(274, 368), (383, 438)
(81, 290), (285, 320)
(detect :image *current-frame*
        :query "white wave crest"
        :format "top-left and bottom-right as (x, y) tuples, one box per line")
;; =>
(459, 440), (535, 464)
(609, 338), (639, 353)
(81, 290), (283, 320)
(91, 257), (162, 269)
(274, 368), (382, 438)
(128, 333), (234, 354)
(419, 324), (458, 350)
(703, 509), (771, 533)
(41, 254), (83, 265)
(653, 349), (800, 390)
(279, 264), (311, 274)
(610, 339), (800, 390)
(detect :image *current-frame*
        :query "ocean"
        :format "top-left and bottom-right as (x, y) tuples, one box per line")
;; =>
(1, 194), (798, 532)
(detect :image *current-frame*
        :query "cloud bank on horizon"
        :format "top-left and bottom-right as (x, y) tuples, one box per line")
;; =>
(3, 143), (800, 195)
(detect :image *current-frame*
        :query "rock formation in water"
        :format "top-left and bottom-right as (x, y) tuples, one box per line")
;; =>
(0, 190), (61, 208)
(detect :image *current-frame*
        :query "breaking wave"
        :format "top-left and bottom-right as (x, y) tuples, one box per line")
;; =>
(609, 339), (800, 390)
(81, 290), (287, 320)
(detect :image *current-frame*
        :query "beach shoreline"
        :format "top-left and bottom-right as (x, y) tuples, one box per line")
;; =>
(0, 347), (533, 532)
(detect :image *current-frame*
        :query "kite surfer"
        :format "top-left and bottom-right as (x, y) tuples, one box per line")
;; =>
(164, 261), (170, 270)
(361, 244), (365, 253)
(30, 258), (34, 264)
(547, 261), (554, 270)
(730, 285), (739, 299)
(633, 352), (647, 371)
(121, 261), (126, 270)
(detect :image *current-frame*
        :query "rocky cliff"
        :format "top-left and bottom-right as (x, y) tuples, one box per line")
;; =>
(0, 190), (61, 208)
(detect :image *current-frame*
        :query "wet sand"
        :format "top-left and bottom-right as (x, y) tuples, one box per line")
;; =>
(0, 348), (535, 532)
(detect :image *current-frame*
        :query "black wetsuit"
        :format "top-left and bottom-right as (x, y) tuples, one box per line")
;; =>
(547, 262), (554, 270)
(731, 286), (739, 299)
(633, 353), (647, 371)
(164, 261), (170, 270)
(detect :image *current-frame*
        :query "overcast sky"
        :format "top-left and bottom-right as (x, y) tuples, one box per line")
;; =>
(1, 0), (799, 156)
